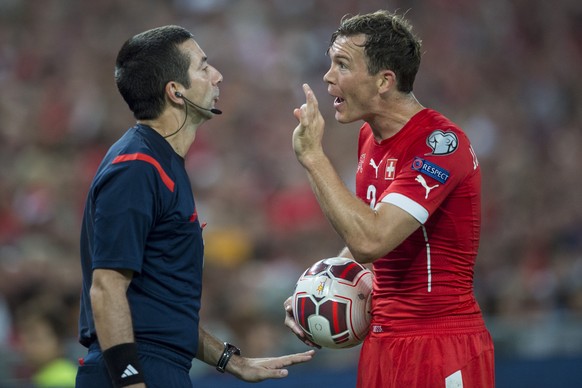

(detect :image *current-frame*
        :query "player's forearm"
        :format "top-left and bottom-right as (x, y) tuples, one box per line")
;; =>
(302, 154), (381, 262)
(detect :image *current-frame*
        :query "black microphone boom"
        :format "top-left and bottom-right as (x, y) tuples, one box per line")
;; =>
(164, 91), (222, 138)
(175, 91), (222, 115)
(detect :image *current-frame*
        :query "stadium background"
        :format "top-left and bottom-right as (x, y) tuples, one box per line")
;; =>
(0, 0), (581, 386)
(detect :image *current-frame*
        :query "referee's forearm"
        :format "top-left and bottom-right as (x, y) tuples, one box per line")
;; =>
(90, 268), (136, 349)
(196, 326), (223, 366)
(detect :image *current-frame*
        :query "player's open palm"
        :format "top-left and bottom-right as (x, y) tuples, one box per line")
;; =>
(292, 83), (325, 166)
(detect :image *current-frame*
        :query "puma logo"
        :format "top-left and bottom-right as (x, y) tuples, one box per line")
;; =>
(372, 325), (383, 333)
(415, 175), (439, 199)
(369, 158), (380, 178)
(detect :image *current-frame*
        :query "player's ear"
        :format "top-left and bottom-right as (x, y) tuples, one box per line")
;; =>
(377, 70), (396, 94)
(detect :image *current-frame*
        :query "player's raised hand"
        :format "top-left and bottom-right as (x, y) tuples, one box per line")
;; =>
(283, 296), (321, 348)
(292, 83), (326, 167)
(227, 349), (315, 382)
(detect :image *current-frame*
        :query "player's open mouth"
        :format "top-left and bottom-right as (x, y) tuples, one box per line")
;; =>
(334, 96), (345, 108)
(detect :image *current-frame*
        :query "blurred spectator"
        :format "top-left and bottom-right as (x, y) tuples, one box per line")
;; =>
(12, 296), (77, 387)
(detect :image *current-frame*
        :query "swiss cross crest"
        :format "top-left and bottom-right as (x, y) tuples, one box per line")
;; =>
(384, 159), (397, 180)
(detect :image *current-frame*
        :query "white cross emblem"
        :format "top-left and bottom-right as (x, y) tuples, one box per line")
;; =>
(385, 159), (397, 180)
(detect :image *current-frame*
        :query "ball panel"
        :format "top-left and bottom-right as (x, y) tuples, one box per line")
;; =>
(329, 261), (364, 283)
(307, 315), (335, 348)
(319, 299), (348, 334)
(334, 331), (352, 346)
(294, 293), (317, 334)
(305, 260), (329, 276)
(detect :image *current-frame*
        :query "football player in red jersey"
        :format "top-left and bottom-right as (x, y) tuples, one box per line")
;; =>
(284, 10), (494, 387)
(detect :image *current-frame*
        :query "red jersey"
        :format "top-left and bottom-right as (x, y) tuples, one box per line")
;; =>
(356, 109), (483, 328)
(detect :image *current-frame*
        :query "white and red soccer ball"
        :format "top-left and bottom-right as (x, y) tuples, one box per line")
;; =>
(292, 257), (373, 349)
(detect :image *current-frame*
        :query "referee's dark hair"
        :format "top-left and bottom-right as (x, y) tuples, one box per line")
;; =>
(115, 25), (194, 120)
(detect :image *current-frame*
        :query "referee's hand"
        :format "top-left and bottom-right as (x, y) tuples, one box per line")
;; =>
(227, 349), (315, 382)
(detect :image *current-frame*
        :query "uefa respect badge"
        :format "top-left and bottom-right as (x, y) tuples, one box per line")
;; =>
(411, 157), (450, 184)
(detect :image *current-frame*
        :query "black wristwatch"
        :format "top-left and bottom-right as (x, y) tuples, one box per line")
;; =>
(216, 342), (241, 373)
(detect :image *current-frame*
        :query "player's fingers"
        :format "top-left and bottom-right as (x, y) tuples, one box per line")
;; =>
(289, 328), (320, 348)
(284, 297), (294, 319)
(298, 103), (310, 127)
(293, 107), (301, 122)
(284, 312), (303, 336)
(303, 83), (319, 112)
(298, 335), (321, 349)
(283, 307), (304, 337)
(283, 305), (321, 347)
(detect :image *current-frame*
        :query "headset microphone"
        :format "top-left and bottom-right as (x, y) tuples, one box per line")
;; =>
(175, 91), (222, 115)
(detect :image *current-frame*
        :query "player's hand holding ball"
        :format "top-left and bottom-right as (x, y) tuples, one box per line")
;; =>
(284, 296), (322, 349)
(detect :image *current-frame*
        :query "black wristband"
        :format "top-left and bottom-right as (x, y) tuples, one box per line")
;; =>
(102, 343), (145, 387)
(216, 342), (241, 373)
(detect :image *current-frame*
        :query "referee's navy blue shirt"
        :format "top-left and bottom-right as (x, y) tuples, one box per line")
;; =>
(78, 124), (204, 364)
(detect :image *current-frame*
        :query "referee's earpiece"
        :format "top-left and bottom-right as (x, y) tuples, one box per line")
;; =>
(175, 91), (183, 98)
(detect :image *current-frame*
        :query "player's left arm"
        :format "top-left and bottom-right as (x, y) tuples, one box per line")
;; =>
(196, 326), (314, 382)
(292, 84), (420, 263)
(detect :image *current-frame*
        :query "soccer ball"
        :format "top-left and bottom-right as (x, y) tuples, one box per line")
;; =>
(292, 257), (373, 349)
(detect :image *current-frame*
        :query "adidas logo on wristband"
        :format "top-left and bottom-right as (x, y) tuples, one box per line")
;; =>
(121, 364), (139, 378)
(103, 343), (144, 386)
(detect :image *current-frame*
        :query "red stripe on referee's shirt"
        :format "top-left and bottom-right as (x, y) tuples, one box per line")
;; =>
(112, 153), (175, 192)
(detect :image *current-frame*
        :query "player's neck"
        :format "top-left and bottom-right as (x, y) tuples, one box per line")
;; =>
(368, 93), (424, 142)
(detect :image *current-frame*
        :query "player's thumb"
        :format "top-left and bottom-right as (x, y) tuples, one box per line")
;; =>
(293, 108), (302, 121)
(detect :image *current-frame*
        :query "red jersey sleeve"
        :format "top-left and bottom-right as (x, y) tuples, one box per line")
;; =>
(379, 126), (480, 224)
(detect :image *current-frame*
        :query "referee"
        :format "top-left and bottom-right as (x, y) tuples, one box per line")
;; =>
(76, 25), (313, 388)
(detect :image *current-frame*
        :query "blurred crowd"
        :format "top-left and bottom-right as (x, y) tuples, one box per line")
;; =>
(1, 0), (581, 386)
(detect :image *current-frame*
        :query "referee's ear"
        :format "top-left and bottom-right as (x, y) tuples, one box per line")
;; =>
(166, 81), (184, 105)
